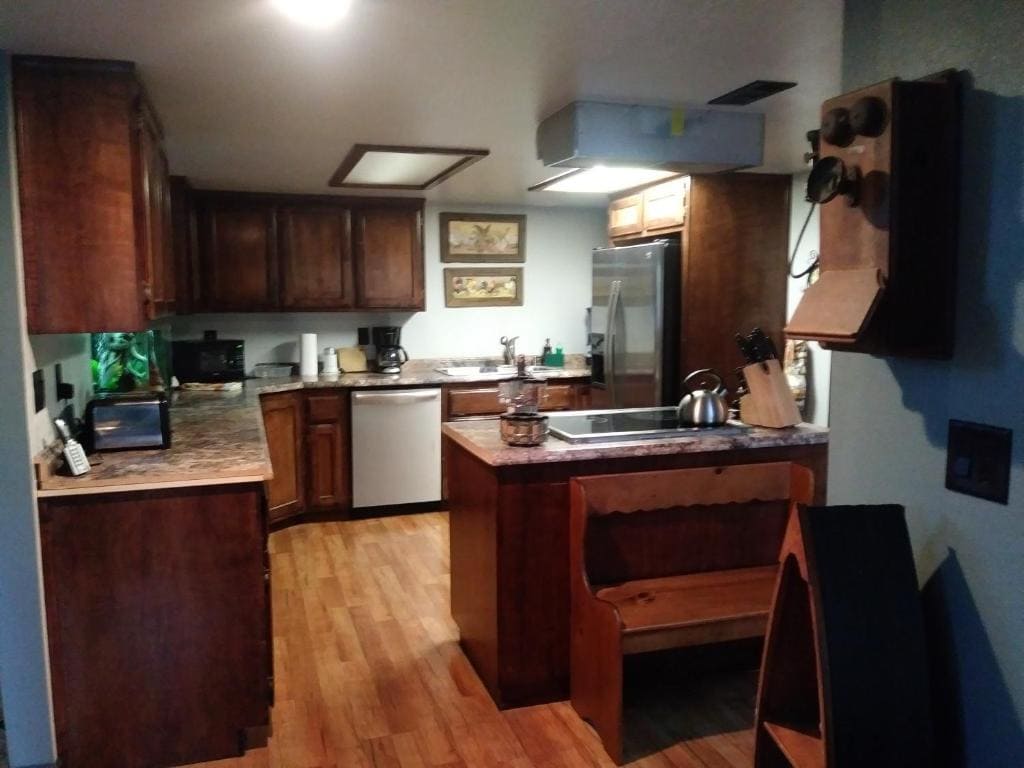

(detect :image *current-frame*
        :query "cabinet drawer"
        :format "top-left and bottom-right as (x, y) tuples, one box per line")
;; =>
(306, 393), (343, 423)
(541, 384), (576, 411)
(447, 387), (503, 418)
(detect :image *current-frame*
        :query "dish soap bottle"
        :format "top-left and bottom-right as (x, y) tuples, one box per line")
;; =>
(541, 338), (552, 365)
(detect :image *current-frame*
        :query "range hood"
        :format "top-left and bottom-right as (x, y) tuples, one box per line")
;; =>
(537, 101), (764, 174)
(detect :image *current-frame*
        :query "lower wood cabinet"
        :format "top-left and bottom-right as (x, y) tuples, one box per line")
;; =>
(261, 391), (305, 523)
(305, 392), (352, 512)
(38, 484), (271, 768)
(443, 379), (590, 420)
(261, 390), (352, 523)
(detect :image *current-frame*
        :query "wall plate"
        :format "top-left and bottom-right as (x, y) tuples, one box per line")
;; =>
(945, 419), (1012, 504)
(33, 368), (45, 413)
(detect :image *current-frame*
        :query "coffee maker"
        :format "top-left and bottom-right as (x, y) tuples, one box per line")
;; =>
(372, 326), (408, 374)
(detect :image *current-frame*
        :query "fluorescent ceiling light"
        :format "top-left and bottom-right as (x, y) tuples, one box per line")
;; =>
(329, 144), (489, 190)
(530, 166), (680, 194)
(271, 0), (352, 28)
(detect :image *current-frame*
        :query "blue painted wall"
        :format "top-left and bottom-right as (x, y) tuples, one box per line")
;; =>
(831, 1), (1024, 765)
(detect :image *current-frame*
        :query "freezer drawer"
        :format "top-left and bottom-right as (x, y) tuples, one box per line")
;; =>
(351, 388), (442, 508)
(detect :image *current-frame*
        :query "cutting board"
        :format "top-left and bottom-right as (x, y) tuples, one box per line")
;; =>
(338, 347), (367, 372)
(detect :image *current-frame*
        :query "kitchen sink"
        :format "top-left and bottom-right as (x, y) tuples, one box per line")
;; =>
(435, 365), (555, 377)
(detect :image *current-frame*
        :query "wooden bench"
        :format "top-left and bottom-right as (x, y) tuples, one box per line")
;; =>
(569, 461), (815, 764)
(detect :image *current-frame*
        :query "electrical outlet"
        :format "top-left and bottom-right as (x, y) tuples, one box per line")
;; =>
(33, 368), (45, 413)
(946, 420), (1012, 504)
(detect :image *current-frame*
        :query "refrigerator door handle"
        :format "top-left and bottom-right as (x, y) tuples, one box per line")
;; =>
(605, 279), (622, 407)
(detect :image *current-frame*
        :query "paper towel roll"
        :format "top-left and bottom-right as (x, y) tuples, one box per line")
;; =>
(300, 333), (319, 377)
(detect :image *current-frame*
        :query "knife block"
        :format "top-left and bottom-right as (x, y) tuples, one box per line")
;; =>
(739, 360), (802, 428)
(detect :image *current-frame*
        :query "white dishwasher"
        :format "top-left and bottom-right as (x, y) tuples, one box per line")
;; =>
(351, 388), (442, 508)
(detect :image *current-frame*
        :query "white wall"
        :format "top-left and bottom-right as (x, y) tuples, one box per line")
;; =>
(786, 172), (830, 425)
(172, 202), (606, 366)
(0, 52), (58, 767)
(835, 2), (1024, 764)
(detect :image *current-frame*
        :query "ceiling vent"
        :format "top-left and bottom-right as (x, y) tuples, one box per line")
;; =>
(708, 80), (797, 106)
(536, 101), (764, 174)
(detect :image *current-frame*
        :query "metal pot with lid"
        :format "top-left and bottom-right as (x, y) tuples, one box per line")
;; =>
(677, 368), (729, 427)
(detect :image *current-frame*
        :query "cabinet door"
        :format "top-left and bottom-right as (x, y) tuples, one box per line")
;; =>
(14, 57), (147, 333)
(200, 200), (278, 311)
(608, 193), (644, 239)
(279, 206), (354, 310)
(136, 101), (175, 318)
(642, 177), (688, 232)
(307, 422), (348, 510)
(353, 206), (424, 309)
(306, 393), (351, 512)
(261, 392), (304, 522)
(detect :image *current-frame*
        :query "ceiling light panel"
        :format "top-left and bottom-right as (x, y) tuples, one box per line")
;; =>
(531, 166), (680, 194)
(329, 144), (489, 190)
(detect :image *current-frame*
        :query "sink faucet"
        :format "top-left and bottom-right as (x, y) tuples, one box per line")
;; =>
(500, 335), (519, 365)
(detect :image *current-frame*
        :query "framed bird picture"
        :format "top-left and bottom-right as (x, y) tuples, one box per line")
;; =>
(443, 267), (523, 308)
(440, 212), (526, 263)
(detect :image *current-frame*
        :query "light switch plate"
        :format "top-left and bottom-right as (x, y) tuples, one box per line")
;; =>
(946, 419), (1012, 504)
(33, 368), (45, 413)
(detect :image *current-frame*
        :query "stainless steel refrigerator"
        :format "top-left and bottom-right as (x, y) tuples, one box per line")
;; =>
(589, 241), (680, 408)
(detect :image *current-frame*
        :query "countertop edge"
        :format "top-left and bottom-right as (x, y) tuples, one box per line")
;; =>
(441, 422), (830, 467)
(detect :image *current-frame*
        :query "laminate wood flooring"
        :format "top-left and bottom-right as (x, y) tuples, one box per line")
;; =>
(183, 512), (757, 768)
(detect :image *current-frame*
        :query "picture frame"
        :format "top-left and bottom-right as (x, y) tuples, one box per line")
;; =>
(444, 267), (523, 308)
(440, 212), (526, 263)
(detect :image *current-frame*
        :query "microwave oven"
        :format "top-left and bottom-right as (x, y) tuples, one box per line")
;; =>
(171, 339), (245, 383)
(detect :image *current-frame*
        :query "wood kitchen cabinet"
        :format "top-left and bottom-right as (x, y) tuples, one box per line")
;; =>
(137, 100), (175, 317)
(608, 173), (790, 391)
(443, 380), (590, 420)
(261, 390), (352, 523)
(305, 392), (352, 513)
(191, 193), (424, 312)
(38, 484), (272, 767)
(354, 205), (425, 310)
(13, 55), (173, 332)
(261, 392), (305, 523)
(608, 192), (645, 239)
(279, 205), (354, 310)
(198, 197), (279, 311)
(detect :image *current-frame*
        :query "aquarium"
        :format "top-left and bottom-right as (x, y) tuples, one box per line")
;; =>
(91, 330), (171, 393)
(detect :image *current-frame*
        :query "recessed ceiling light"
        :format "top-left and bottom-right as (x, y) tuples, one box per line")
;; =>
(329, 144), (490, 190)
(271, 0), (352, 28)
(529, 166), (681, 194)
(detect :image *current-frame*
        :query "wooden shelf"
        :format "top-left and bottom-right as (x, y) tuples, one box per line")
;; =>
(763, 721), (824, 768)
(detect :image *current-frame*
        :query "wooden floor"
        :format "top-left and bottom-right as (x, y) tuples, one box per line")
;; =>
(184, 512), (758, 768)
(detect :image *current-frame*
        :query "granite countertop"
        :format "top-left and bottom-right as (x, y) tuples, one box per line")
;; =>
(36, 365), (592, 496)
(441, 418), (829, 467)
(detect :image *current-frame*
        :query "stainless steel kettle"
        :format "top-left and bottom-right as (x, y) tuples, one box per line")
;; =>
(677, 369), (729, 427)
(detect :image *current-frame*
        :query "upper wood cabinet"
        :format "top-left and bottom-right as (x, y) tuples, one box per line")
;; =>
(279, 206), (354, 310)
(608, 193), (645, 239)
(641, 177), (688, 232)
(136, 100), (175, 317)
(607, 177), (688, 241)
(354, 206), (425, 310)
(192, 194), (424, 313)
(13, 55), (172, 332)
(198, 199), (279, 311)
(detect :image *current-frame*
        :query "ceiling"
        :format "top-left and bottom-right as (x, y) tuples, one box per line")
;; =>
(0, 0), (843, 206)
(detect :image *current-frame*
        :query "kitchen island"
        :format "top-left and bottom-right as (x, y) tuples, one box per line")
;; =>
(442, 419), (828, 708)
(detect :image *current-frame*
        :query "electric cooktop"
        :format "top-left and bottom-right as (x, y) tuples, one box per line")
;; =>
(547, 407), (749, 444)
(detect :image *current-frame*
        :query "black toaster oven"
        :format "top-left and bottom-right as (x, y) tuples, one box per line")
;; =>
(172, 339), (245, 383)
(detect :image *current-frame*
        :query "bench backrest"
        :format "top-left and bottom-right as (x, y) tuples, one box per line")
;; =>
(570, 462), (815, 587)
